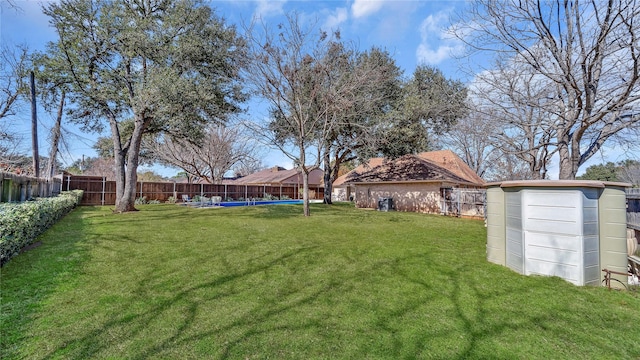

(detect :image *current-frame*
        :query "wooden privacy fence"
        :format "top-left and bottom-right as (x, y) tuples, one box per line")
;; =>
(1, 171), (62, 203)
(61, 175), (324, 206)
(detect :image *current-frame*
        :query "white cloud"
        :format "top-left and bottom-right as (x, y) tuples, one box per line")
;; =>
(322, 7), (348, 31)
(416, 44), (457, 65)
(254, 0), (286, 19)
(351, 0), (384, 19)
(415, 10), (465, 65)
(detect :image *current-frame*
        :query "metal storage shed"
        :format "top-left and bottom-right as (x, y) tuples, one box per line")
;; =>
(486, 180), (629, 288)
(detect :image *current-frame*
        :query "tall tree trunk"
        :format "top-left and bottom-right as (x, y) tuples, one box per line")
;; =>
(119, 151), (138, 212)
(114, 116), (146, 212)
(298, 145), (311, 216)
(323, 151), (332, 204)
(302, 168), (310, 216)
(46, 92), (65, 195)
(557, 136), (575, 180)
(30, 71), (39, 179)
(110, 115), (128, 212)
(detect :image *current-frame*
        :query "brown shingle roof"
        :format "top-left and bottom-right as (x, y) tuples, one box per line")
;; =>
(346, 154), (473, 184)
(233, 166), (324, 186)
(332, 157), (384, 187)
(416, 150), (485, 185)
(333, 150), (485, 187)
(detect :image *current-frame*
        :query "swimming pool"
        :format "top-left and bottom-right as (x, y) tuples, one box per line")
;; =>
(219, 199), (304, 207)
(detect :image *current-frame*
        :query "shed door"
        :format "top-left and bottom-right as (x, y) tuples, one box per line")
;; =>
(522, 189), (584, 285)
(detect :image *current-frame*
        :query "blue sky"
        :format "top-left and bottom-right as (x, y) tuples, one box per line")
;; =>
(1, 0), (475, 177)
(1, 0), (627, 178)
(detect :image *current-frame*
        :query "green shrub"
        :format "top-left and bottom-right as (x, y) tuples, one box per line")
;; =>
(147, 199), (161, 204)
(166, 196), (176, 204)
(0, 190), (83, 266)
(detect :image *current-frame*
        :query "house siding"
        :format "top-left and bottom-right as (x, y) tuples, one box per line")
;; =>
(354, 183), (442, 213)
(333, 187), (348, 202)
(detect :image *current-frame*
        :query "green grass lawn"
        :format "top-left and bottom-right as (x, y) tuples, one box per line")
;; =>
(1, 203), (639, 359)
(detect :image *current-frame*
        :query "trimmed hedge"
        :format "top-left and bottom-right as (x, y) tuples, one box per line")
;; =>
(0, 190), (83, 266)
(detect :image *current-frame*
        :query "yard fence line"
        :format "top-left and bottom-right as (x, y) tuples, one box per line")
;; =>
(62, 175), (325, 206)
(441, 188), (486, 218)
(0, 171), (62, 203)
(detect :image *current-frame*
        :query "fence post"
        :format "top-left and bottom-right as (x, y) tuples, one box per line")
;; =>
(457, 188), (461, 217)
(102, 177), (106, 206)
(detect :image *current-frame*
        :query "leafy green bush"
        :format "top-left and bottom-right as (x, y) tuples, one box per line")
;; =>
(147, 199), (161, 204)
(165, 196), (176, 204)
(0, 190), (83, 266)
(262, 193), (277, 200)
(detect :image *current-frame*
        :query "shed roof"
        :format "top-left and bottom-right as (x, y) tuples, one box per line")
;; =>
(486, 180), (631, 188)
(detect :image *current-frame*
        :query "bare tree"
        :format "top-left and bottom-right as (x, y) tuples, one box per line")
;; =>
(468, 61), (558, 179)
(488, 152), (538, 182)
(149, 125), (259, 183)
(244, 14), (347, 216)
(233, 157), (264, 178)
(441, 109), (498, 180)
(617, 159), (640, 186)
(31, 47), (73, 184)
(81, 157), (118, 180)
(455, 0), (640, 179)
(0, 44), (29, 160)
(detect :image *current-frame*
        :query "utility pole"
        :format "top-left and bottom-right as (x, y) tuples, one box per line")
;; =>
(30, 71), (40, 178)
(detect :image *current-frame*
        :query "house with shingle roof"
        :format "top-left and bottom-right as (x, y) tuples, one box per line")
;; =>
(333, 150), (485, 217)
(232, 166), (323, 187)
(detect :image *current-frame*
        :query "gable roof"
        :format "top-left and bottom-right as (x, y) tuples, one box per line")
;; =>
(233, 166), (324, 186)
(333, 157), (384, 187)
(416, 150), (485, 185)
(333, 150), (485, 187)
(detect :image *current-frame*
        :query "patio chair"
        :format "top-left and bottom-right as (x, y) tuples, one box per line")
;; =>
(182, 194), (201, 206)
(211, 196), (222, 206)
(199, 196), (210, 207)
